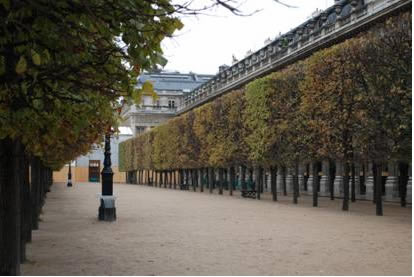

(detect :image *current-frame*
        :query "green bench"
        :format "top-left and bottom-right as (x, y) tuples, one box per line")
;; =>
(241, 179), (256, 199)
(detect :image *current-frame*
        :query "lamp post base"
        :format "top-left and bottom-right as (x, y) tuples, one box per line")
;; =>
(98, 196), (116, 221)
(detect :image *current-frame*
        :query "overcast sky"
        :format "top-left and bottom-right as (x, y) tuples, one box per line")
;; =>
(162, 0), (334, 75)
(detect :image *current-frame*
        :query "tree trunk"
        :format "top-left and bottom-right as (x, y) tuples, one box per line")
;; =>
(351, 163), (356, 202)
(229, 167), (235, 196)
(200, 168), (204, 193)
(271, 166), (277, 201)
(30, 158), (40, 230)
(255, 167), (261, 200)
(282, 166), (287, 196)
(372, 164), (377, 204)
(154, 171), (157, 187)
(173, 170), (177, 189)
(223, 168), (227, 191)
(399, 163), (408, 207)
(293, 162), (299, 204)
(241, 166), (246, 191)
(192, 169), (197, 192)
(0, 138), (23, 275)
(342, 162), (350, 211)
(218, 168), (223, 195)
(209, 168), (214, 193)
(374, 162), (383, 216)
(20, 153), (31, 263)
(164, 171), (168, 188)
(185, 169), (188, 187)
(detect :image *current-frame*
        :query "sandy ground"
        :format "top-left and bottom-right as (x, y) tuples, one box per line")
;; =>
(22, 182), (411, 276)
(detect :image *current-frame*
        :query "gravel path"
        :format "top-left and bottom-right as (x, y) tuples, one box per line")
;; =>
(22, 182), (411, 275)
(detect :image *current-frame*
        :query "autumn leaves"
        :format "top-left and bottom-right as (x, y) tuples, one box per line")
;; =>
(119, 12), (411, 195)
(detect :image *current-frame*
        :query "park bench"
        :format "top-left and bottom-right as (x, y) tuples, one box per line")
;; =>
(180, 183), (190, 190)
(241, 179), (256, 199)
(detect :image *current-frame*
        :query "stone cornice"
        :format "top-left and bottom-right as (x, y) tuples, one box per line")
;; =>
(177, 0), (411, 115)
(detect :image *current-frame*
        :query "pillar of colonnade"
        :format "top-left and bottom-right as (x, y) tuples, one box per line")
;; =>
(365, 162), (375, 201)
(285, 168), (294, 194)
(385, 161), (399, 201)
(306, 163), (316, 195)
(319, 160), (330, 197)
(333, 160), (344, 197)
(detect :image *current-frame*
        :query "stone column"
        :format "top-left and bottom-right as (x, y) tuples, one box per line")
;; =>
(319, 160), (330, 196)
(277, 166), (284, 193)
(385, 162), (399, 201)
(307, 163), (314, 195)
(298, 163), (306, 195)
(333, 160), (344, 197)
(285, 167), (294, 194)
(198, 169), (202, 192)
(365, 162), (374, 200)
(354, 163), (361, 197)
(263, 170), (269, 192)
(407, 163), (412, 204)
(254, 166), (261, 199)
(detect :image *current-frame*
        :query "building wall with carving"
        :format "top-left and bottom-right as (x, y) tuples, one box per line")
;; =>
(121, 71), (213, 136)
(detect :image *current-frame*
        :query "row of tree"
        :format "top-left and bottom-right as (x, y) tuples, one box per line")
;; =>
(0, 0), (185, 275)
(119, 12), (412, 215)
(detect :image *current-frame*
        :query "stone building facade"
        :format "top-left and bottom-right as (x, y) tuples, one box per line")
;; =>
(53, 127), (133, 184)
(121, 71), (213, 136)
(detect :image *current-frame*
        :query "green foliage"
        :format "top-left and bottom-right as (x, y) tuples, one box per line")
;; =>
(0, 0), (183, 166)
(244, 75), (274, 165)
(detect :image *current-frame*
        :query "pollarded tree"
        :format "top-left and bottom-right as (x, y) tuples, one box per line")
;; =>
(224, 90), (249, 167)
(301, 38), (369, 211)
(193, 102), (215, 167)
(267, 62), (307, 204)
(355, 12), (411, 211)
(206, 95), (235, 194)
(0, 1), (183, 273)
(219, 90), (249, 194)
(244, 76), (274, 167)
(152, 124), (170, 171)
(244, 75), (282, 199)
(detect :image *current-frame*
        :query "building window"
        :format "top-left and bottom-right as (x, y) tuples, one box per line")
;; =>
(168, 100), (176, 109)
(136, 126), (145, 134)
(154, 100), (161, 109)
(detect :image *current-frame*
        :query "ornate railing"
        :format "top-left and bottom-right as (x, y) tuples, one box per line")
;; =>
(177, 0), (411, 115)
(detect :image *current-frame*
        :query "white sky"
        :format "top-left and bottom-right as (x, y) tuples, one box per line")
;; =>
(162, 0), (334, 75)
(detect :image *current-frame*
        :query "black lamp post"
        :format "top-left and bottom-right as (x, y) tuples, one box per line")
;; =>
(98, 132), (116, 221)
(67, 162), (72, 187)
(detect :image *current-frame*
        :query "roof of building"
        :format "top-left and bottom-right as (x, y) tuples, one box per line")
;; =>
(137, 71), (213, 94)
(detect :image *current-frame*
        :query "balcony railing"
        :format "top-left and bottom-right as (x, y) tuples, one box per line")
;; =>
(177, 0), (410, 115)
